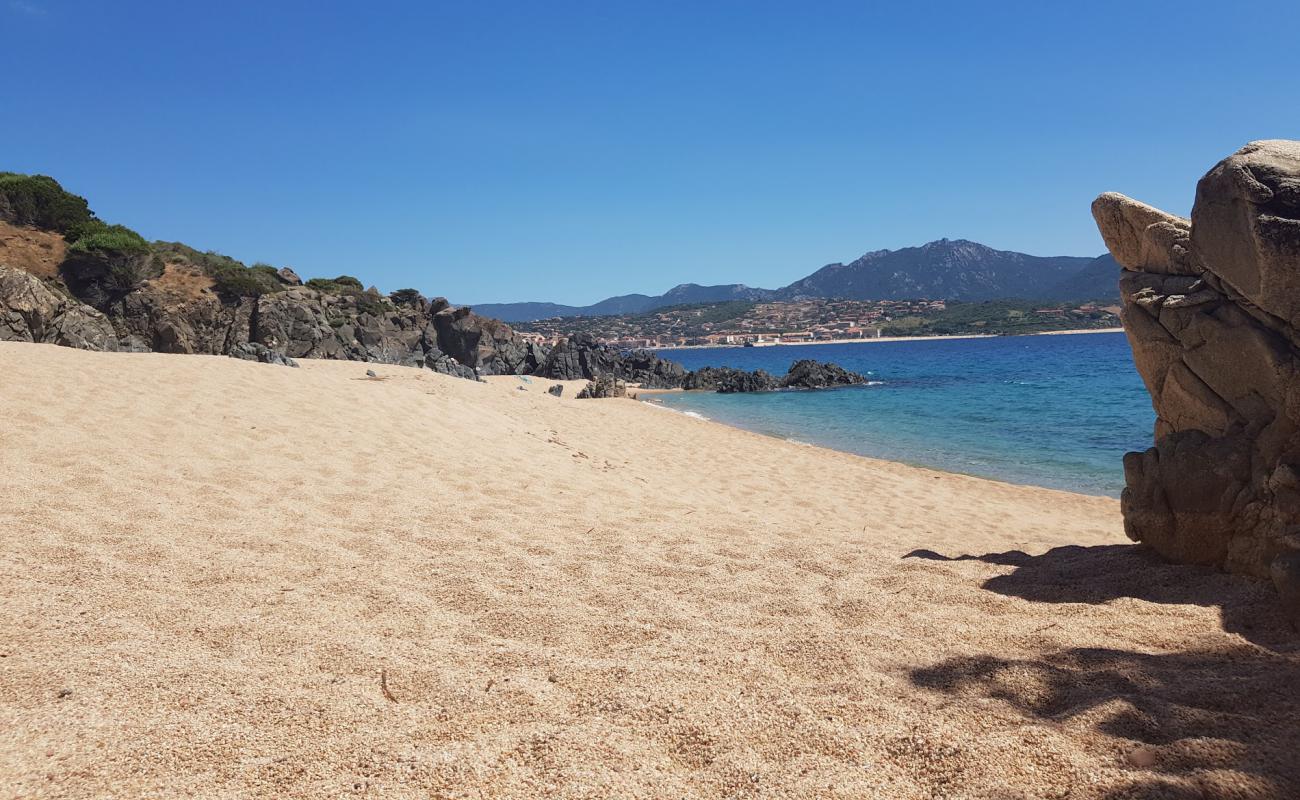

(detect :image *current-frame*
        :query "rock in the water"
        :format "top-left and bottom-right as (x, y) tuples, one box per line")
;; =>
(576, 375), (626, 399)
(779, 359), (868, 389)
(681, 360), (866, 393)
(547, 384), (563, 397)
(1093, 140), (1300, 576)
(228, 342), (299, 367)
(682, 365), (778, 393)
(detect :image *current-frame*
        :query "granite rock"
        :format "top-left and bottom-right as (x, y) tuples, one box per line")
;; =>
(1093, 139), (1300, 576)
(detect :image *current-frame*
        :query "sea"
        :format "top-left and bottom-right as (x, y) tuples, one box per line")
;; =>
(651, 331), (1152, 497)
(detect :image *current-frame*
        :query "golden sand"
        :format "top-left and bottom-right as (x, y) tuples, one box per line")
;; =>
(1, 342), (1295, 798)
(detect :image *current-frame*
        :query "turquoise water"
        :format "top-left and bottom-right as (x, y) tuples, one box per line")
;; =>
(652, 332), (1153, 497)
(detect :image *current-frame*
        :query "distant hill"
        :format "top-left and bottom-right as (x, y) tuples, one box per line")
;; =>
(1042, 253), (1122, 302)
(778, 239), (1115, 303)
(474, 283), (777, 322)
(471, 239), (1120, 322)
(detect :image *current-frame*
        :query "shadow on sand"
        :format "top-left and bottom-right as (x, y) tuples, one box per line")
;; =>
(904, 544), (1300, 798)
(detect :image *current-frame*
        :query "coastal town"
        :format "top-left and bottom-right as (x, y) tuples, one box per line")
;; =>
(511, 297), (1121, 349)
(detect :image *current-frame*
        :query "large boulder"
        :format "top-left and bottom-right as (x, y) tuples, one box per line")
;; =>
(535, 333), (687, 387)
(1093, 140), (1300, 577)
(0, 264), (119, 351)
(432, 305), (544, 375)
(576, 375), (627, 399)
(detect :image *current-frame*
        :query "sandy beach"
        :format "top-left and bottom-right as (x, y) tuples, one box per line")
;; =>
(2, 341), (1296, 799)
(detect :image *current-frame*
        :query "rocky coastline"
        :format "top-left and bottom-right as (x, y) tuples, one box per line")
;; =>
(1, 184), (870, 396)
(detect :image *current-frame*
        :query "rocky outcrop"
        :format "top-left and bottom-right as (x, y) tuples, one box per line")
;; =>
(536, 333), (687, 388)
(679, 360), (867, 394)
(780, 359), (868, 390)
(432, 305), (547, 376)
(1093, 140), (1300, 577)
(0, 265), (119, 351)
(0, 263), (543, 382)
(682, 366), (779, 393)
(576, 375), (627, 399)
(228, 341), (299, 367)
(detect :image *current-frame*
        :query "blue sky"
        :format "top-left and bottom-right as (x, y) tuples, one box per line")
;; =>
(3, 1), (1297, 305)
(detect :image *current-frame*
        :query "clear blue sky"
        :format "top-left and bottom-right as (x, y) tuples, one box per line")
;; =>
(3, 1), (1297, 305)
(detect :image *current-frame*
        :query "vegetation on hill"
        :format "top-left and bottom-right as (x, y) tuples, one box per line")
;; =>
(518, 296), (1119, 345)
(152, 242), (285, 297)
(1, 173), (164, 291)
(67, 221), (150, 256)
(305, 275), (364, 293)
(880, 300), (1115, 337)
(389, 288), (424, 306)
(0, 173), (94, 233)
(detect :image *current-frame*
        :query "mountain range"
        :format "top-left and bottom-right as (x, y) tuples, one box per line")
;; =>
(471, 239), (1119, 322)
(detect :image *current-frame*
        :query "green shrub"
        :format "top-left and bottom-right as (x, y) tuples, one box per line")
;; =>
(0, 172), (94, 233)
(67, 221), (150, 255)
(209, 262), (283, 297)
(390, 288), (423, 305)
(306, 275), (364, 294)
(152, 241), (285, 297)
(355, 293), (388, 317)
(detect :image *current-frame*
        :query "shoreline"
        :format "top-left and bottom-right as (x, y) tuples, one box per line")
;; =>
(652, 327), (1124, 350)
(636, 393), (1120, 500)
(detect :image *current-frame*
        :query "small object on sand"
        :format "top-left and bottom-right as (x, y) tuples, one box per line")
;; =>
(1271, 550), (1300, 629)
(548, 384), (563, 397)
(365, 369), (377, 378)
(380, 669), (398, 703)
(517, 386), (526, 391)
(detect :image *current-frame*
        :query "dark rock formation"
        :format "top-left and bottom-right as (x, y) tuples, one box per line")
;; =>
(432, 304), (547, 376)
(0, 265), (119, 351)
(228, 341), (299, 367)
(780, 359), (867, 389)
(59, 248), (164, 310)
(576, 375), (626, 399)
(535, 333), (687, 387)
(679, 360), (867, 393)
(1093, 139), (1300, 577)
(547, 384), (564, 397)
(0, 266), (542, 382)
(1273, 550), (1300, 629)
(682, 366), (778, 393)
(276, 267), (303, 286)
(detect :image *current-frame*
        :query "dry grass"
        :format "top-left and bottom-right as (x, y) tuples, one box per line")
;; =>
(0, 220), (66, 279)
(151, 262), (216, 303)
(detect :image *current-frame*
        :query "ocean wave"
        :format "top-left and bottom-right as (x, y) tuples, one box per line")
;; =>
(641, 401), (710, 421)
